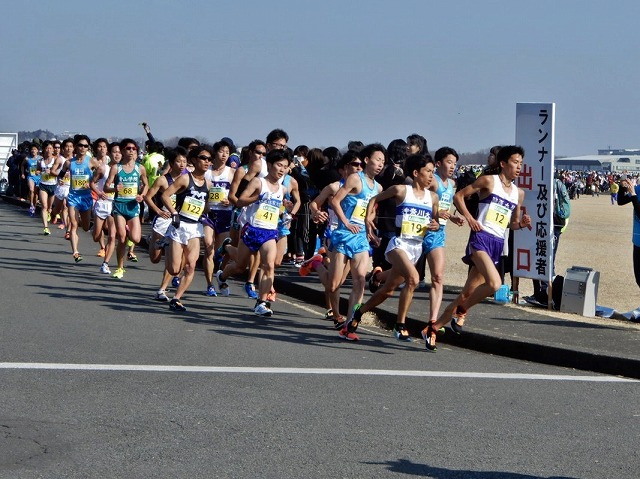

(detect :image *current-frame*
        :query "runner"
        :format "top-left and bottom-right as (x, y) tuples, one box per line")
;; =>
(50, 139), (74, 236)
(37, 141), (57, 235)
(215, 149), (293, 317)
(202, 140), (235, 297)
(422, 145), (532, 351)
(90, 142), (120, 274)
(144, 146), (188, 301)
(104, 138), (149, 279)
(327, 143), (384, 339)
(306, 150), (363, 327)
(90, 138), (111, 257)
(21, 143), (41, 216)
(423, 147), (465, 324)
(64, 135), (101, 263)
(161, 146), (212, 311)
(347, 153), (440, 341)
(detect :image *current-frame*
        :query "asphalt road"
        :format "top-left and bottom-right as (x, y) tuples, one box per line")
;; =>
(1, 202), (638, 478)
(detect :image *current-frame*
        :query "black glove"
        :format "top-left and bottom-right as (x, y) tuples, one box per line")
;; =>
(171, 213), (180, 228)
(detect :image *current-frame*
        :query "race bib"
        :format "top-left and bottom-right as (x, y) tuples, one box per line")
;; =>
(400, 214), (428, 240)
(72, 174), (89, 190)
(349, 198), (368, 225)
(29, 166), (38, 176)
(486, 202), (511, 234)
(119, 180), (138, 200)
(179, 196), (205, 221)
(438, 193), (452, 226)
(208, 186), (227, 204)
(253, 203), (279, 229)
(41, 172), (54, 183)
(62, 175), (71, 186)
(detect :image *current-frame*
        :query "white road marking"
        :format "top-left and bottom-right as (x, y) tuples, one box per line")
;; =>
(0, 362), (635, 382)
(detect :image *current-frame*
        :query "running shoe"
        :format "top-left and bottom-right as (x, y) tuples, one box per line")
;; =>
(421, 322), (438, 352)
(28, 205), (35, 216)
(73, 252), (83, 263)
(100, 262), (111, 274)
(171, 276), (181, 288)
(333, 316), (346, 330)
(127, 252), (138, 262)
(155, 290), (170, 302)
(97, 248), (106, 257)
(298, 254), (323, 277)
(215, 237), (232, 263)
(206, 285), (218, 297)
(214, 270), (230, 296)
(367, 266), (383, 294)
(293, 255), (305, 267)
(46, 212), (51, 222)
(450, 305), (467, 335)
(111, 267), (125, 279)
(394, 324), (412, 342)
(254, 300), (273, 317)
(169, 298), (187, 311)
(43, 227), (50, 236)
(324, 309), (334, 321)
(244, 282), (258, 299)
(64, 231), (71, 240)
(338, 325), (359, 341)
(52, 214), (59, 224)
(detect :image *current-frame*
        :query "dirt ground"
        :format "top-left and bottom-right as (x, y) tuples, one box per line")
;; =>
(442, 192), (639, 315)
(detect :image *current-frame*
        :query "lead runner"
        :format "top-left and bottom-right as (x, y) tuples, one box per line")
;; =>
(422, 145), (532, 351)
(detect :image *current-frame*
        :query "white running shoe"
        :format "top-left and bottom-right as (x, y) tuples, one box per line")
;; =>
(215, 270), (230, 296)
(100, 262), (111, 274)
(254, 301), (273, 317)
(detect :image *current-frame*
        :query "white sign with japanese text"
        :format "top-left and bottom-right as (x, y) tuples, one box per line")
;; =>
(513, 103), (555, 282)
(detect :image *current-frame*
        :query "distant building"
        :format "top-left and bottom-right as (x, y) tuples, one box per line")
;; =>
(556, 149), (640, 173)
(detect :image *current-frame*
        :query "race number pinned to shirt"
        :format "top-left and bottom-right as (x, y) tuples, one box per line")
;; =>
(254, 203), (279, 229)
(180, 196), (205, 221)
(72, 174), (89, 190)
(208, 187), (227, 205)
(400, 214), (428, 240)
(350, 198), (368, 225)
(485, 202), (511, 236)
(119, 180), (138, 200)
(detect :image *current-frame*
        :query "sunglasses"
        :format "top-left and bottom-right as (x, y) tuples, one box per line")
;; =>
(349, 162), (363, 167)
(124, 146), (138, 151)
(197, 155), (212, 161)
(77, 144), (90, 148)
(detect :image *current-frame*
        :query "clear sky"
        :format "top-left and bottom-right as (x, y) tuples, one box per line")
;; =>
(2, 0), (639, 156)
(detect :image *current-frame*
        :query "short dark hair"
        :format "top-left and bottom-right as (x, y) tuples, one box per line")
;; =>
(165, 146), (188, 165)
(496, 145), (525, 165)
(93, 138), (109, 150)
(434, 146), (459, 163)
(265, 148), (291, 165)
(266, 129), (289, 144)
(337, 150), (361, 169)
(74, 134), (91, 146)
(118, 138), (138, 150)
(404, 153), (434, 178)
(360, 143), (386, 163)
(178, 137), (200, 149)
